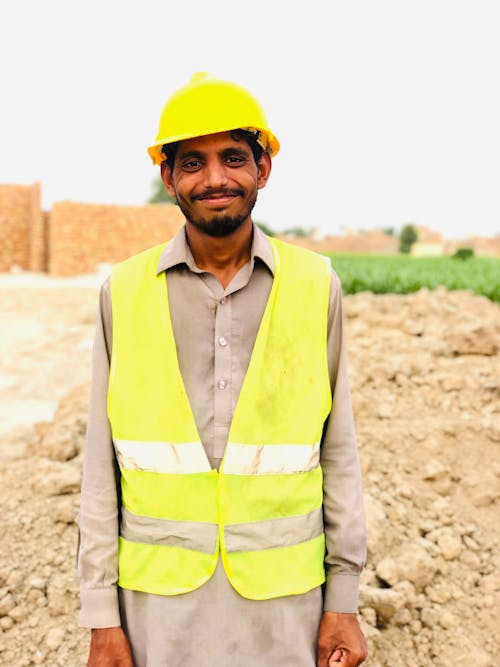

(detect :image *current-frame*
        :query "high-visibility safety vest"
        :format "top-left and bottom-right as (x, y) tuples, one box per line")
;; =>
(108, 236), (332, 600)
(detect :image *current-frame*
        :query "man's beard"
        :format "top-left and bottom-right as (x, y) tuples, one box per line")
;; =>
(177, 192), (257, 238)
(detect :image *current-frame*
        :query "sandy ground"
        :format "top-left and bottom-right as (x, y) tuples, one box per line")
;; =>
(0, 272), (499, 666)
(0, 271), (105, 434)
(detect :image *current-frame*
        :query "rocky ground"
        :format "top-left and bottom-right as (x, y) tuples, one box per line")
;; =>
(0, 273), (499, 666)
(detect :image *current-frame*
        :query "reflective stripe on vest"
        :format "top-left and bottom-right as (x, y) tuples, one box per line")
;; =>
(121, 507), (218, 553)
(108, 236), (332, 599)
(115, 439), (319, 476)
(223, 441), (320, 475)
(114, 439), (211, 474)
(224, 507), (323, 552)
(121, 505), (323, 554)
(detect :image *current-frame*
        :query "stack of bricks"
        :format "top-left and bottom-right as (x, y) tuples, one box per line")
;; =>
(0, 182), (185, 276)
(0, 183), (45, 272)
(48, 201), (184, 275)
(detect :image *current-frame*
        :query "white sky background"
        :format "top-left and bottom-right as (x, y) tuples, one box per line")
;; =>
(1, 0), (499, 241)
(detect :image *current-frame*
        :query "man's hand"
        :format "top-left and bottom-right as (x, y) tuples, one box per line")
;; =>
(87, 627), (134, 667)
(317, 612), (367, 667)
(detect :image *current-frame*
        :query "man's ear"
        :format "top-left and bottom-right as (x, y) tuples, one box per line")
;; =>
(160, 162), (177, 199)
(257, 152), (272, 190)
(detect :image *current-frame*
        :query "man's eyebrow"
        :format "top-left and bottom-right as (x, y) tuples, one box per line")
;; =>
(177, 146), (251, 161)
(220, 147), (249, 158)
(177, 150), (204, 161)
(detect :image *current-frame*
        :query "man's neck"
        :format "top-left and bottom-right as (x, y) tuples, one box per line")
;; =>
(185, 219), (253, 289)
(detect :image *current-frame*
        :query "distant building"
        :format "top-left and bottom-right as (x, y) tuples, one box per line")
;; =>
(279, 229), (399, 255)
(279, 223), (500, 258)
(446, 235), (500, 258)
(414, 225), (444, 245)
(411, 242), (445, 257)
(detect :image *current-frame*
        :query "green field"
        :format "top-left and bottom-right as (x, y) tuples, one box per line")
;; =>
(327, 254), (500, 302)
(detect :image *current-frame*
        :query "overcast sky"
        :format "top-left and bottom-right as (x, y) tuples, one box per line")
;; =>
(1, 1), (499, 241)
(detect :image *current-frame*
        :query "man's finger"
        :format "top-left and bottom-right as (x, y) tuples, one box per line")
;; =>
(328, 648), (344, 665)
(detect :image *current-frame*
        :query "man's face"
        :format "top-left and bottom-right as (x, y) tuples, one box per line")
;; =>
(161, 131), (271, 238)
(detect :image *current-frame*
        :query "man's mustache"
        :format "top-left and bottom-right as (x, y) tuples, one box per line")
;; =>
(193, 189), (243, 200)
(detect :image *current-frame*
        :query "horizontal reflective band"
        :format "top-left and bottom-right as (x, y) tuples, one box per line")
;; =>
(121, 507), (218, 554)
(223, 442), (320, 475)
(114, 439), (211, 474)
(225, 507), (324, 552)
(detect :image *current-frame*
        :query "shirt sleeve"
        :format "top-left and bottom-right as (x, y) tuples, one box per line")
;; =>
(321, 270), (367, 613)
(77, 278), (122, 628)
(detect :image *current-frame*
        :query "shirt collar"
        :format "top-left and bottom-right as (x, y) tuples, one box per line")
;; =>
(156, 223), (275, 276)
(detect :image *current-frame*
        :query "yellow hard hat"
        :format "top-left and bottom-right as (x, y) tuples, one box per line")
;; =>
(147, 72), (280, 165)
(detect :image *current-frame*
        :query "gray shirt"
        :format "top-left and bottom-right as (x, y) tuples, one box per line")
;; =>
(77, 224), (366, 666)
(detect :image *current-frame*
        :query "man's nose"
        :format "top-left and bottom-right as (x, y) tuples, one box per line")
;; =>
(204, 158), (228, 188)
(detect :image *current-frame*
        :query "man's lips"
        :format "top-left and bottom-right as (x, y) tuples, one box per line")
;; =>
(194, 190), (241, 203)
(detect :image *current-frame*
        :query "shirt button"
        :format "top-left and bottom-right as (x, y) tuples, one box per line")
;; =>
(220, 297), (227, 305)
(219, 336), (227, 347)
(218, 379), (227, 390)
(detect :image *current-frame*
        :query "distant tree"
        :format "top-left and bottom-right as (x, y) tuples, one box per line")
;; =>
(452, 247), (475, 260)
(382, 227), (395, 236)
(148, 175), (176, 205)
(256, 222), (275, 237)
(399, 224), (418, 254)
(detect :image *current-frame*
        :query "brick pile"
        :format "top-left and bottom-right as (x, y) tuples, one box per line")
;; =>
(0, 182), (184, 276)
(0, 183), (45, 272)
(48, 201), (184, 275)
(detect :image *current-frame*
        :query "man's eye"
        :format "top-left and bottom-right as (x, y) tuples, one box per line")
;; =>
(182, 160), (202, 171)
(225, 155), (246, 165)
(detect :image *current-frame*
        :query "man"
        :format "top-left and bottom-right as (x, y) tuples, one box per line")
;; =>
(78, 72), (367, 667)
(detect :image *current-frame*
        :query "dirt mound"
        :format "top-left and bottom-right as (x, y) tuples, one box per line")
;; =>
(0, 281), (498, 666)
(346, 288), (500, 665)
